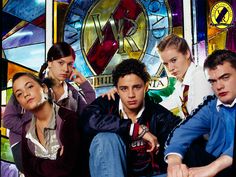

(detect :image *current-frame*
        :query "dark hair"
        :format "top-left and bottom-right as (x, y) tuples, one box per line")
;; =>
(157, 34), (193, 61)
(204, 49), (236, 70)
(12, 72), (54, 104)
(112, 59), (151, 86)
(39, 42), (75, 79)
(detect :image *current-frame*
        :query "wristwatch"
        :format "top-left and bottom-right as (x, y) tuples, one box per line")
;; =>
(138, 124), (149, 139)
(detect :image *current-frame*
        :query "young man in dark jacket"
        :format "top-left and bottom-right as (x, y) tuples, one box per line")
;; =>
(81, 59), (181, 177)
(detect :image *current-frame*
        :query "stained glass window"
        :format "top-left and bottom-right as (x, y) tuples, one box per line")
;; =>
(1, 1), (235, 176)
(2, 0), (46, 176)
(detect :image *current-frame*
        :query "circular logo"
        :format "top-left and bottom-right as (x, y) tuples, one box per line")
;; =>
(211, 1), (233, 29)
(63, 0), (170, 91)
(81, 0), (148, 75)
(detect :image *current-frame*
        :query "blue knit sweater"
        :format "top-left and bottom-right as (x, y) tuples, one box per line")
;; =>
(165, 95), (236, 158)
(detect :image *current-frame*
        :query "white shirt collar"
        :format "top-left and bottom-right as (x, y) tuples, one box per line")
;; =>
(216, 98), (236, 111)
(118, 99), (145, 120)
(57, 81), (69, 102)
(182, 62), (196, 86)
(175, 62), (196, 89)
(25, 103), (57, 151)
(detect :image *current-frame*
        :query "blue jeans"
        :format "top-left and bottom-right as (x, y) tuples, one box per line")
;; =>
(89, 132), (127, 177)
(89, 133), (166, 177)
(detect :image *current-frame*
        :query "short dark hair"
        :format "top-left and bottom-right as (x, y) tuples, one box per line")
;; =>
(112, 59), (151, 86)
(204, 49), (236, 70)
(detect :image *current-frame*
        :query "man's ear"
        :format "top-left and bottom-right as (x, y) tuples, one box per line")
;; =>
(144, 82), (149, 92)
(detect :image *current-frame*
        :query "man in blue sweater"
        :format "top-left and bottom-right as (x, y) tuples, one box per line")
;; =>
(165, 49), (236, 177)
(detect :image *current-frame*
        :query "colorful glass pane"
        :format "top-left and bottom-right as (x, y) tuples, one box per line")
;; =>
(3, 0), (45, 22)
(4, 43), (45, 72)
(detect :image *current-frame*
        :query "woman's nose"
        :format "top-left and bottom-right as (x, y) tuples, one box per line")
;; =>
(168, 63), (175, 71)
(24, 91), (30, 98)
(63, 64), (69, 72)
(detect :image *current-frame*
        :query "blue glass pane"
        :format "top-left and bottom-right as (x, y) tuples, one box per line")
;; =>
(140, 0), (169, 67)
(142, 53), (162, 76)
(4, 43), (45, 72)
(2, 23), (45, 49)
(65, 0), (93, 20)
(196, 0), (207, 41)
(141, 0), (167, 16)
(74, 50), (93, 77)
(3, 0), (45, 22)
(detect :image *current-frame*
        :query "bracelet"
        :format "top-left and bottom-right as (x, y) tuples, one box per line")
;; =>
(137, 125), (149, 139)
